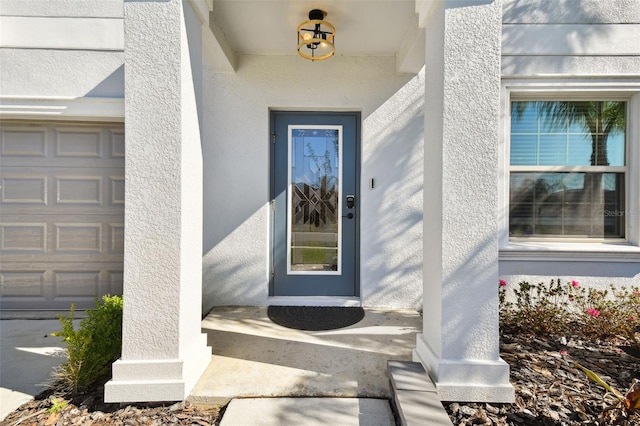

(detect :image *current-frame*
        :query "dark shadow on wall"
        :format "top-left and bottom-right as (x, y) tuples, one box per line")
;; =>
(85, 65), (125, 98)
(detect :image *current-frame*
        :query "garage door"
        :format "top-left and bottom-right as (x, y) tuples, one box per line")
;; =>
(1, 122), (124, 311)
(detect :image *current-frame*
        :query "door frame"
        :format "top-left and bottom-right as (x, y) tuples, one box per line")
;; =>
(269, 110), (361, 298)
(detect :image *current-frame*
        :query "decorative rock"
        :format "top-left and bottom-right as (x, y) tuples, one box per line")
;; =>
(485, 403), (499, 415)
(459, 405), (477, 416)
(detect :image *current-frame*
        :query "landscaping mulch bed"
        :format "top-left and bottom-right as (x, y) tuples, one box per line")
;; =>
(2, 328), (638, 425)
(448, 328), (639, 425)
(0, 386), (223, 426)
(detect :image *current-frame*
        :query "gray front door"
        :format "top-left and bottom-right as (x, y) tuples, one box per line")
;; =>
(270, 112), (360, 296)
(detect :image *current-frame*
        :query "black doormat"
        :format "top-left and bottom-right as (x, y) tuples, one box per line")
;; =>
(267, 306), (365, 331)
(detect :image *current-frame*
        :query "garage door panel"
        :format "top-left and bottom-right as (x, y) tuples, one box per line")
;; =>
(111, 130), (125, 158)
(1, 128), (47, 157)
(56, 175), (102, 204)
(110, 175), (125, 205)
(108, 223), (124, 253)
(54, 128), (102, 158)
(54, 270), (100, 297)
(1, 167), (124, 214)
(1, 122), (124, 311)
(55, 223), (103, 253)
(1, 263), (124, 310)
(1, 174), (48, 205)
(0, 270), (46, 297)
(1, 215), (123, 260)
(1, 125), (124, 168)
(1, 222), (48, 253)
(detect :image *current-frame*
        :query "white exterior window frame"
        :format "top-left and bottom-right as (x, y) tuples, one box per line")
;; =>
(499, 80), (640, 262)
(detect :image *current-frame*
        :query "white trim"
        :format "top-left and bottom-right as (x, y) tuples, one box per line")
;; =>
(500, 80), (640, 257)
(396, 15), (425, 74)
(0, 97), (124, 122)
(413, 335), (515, 403)
(500, 241), (640, 262)
(267, 296), (360, 307)
(0, 17), (123, 51)
(286, 125), (343, 276)
(509, 166), (626, 173)
(105, 342), (211, 403)
(0, 1), (123, 18)
(187, 0), (210, 26)
(200, 3), (237, 73)
(505, 80), (640, 94)
(415, 0), (437, 28)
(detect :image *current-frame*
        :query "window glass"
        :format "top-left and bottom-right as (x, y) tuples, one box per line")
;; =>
(511, 101), (626, 167)
(509, 101), (626, 238)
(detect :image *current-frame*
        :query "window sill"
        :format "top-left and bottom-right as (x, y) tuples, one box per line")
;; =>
(499, 241), (640, 262)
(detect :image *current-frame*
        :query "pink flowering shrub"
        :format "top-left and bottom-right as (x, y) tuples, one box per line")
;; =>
(586, 307), (601, 318)
(577, 285), (640, 348)
(499, 279), (640, 350)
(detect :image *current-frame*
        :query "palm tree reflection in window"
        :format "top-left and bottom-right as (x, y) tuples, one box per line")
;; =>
(510, 101), (626, 238)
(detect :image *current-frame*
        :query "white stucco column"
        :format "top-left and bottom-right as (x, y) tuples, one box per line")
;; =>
(413, 0), (514, 402)
(105, 0), (211, 402)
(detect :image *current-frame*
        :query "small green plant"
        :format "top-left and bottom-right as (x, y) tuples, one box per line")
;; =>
(52, 295), (123, 394)
(47, 397), (68, 414)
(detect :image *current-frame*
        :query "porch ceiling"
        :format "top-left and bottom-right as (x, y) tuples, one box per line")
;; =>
(207, 0), (425, 73)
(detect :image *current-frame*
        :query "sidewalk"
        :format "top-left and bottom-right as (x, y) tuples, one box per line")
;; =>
(0, 319), (67, 420)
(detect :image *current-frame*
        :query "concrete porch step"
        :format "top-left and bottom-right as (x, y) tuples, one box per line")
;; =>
(387, 360), (453, 426)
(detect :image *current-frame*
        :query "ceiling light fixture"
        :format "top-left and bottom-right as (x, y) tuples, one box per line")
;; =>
(297, 9), (335, 61)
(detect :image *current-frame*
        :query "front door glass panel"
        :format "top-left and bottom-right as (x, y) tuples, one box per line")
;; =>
(287, 126), (342, 274)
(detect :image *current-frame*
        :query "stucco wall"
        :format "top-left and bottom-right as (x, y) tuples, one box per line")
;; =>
(0, 1), (124, 99)
(201, 55), (424, 311)
(4, 0), (638, 310)
(502, 0), (640, 77)
(499, 0), (640, 290)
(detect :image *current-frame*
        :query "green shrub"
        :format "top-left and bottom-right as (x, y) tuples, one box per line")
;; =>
(52, 295), (123, 394)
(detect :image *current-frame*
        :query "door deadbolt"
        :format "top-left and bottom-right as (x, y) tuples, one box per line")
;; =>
(346, 195), (355, 209)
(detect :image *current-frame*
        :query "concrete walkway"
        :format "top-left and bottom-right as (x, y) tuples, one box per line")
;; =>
(220, 397), (396, 426)
(1, 308), (453, 424)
